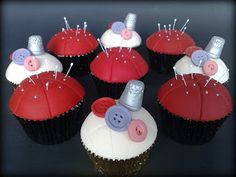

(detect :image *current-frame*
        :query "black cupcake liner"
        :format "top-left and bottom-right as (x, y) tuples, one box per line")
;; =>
(147, 49), (184, 74)
(92, 75), (145, 99)
(51, 49), (98, 78)
(14, 100), (84, 145)
(158, 101), (227, 145)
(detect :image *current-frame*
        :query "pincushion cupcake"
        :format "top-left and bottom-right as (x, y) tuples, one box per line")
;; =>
(81, 80), (157, 177)
(157, 74), (232, 145)
(5, 35), (63, 88)
(146, 19), (196, 74)
(101, 13), (142, 50)
(174, 36), (229, 84)
(90, 46), (149, 99)
(9, 71), (85, 145)
(47, 17), (98, 77)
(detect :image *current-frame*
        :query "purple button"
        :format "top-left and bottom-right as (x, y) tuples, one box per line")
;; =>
(105, 105), (132, 132)
(12, 48), (31, 65)
(191, 50), (209, 67)
(111, 21), (126, 34)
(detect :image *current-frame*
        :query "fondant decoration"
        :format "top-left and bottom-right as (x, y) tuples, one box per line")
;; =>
(121, 28), (132, 40)
(146, 18), (195, 55)
(124, 13), (136, 31)
(205, 36), (225, 59)
(105, 105), (132, 132)
(47, 19), (98, 56)
(191, 50), (209, 67)
(27, 35), (45, 55)
(157, 74), (232, 121)
(119, 80), (144, 111)
(9, 71), (85, 121)
(128, 119), (147, 142)
(12, 48), (31, 65)
(111, 21), (126, 34)
(91, 97), (116, 118)
(203, 60), (218, 76)
(185, 46), (202, 57)
(90, 47), (148, 83)
(24, 56), (40, 71)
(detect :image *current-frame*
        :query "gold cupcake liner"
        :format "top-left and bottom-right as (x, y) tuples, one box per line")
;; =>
(82, 139), (154, 177)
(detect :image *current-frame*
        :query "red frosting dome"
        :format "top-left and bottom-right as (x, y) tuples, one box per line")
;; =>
(9, 72), (85, 121)
(47, 28), (98, 56)
(90, 47), (148, 83)
(157, 74), (232, 121)
(146, 30), (195, 55)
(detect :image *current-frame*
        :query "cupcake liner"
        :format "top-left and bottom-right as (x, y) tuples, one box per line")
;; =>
(158, 101), (227, 145)
(92, 75), (145, 99)
(147, 49), (184, 74)
(82, 140), (154, 177)
(51, 49), (98, 78)
(14, 100), (84, 145)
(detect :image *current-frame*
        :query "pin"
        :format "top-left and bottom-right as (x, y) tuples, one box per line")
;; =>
(168, 24), (171, 35)
(55, 65), (58, 79)
(28, 76), (35, 85)
(76, 25), (79, 36)
(173, 67), (178, 80)
(63, 17), (70, 30)
(158, 23), (161, 32)
(97, 38), (108, 57)
(172, 18), (177, 30)
(181, 74), (187, 87)
(204, 77), (212, 87)
(65, 63), (74, 78)
(45, 82), (49, 90)
(164, 25), (167, 33)
(83, 22), (87, 33)
(181, 27), (187, 35)
(62, 28), (67, 34)
(180, 19), (190, 31)
(129, 47), (132, 53)
(190, 64), (194, 79)
(198, 60), (203, 68)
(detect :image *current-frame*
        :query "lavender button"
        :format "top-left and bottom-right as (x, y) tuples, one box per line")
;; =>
(191, 50), (209, 67)
(12, 48), (31, 65)
(111, 21), (126, 34)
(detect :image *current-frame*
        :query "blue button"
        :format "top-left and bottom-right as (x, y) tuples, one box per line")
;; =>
(105, 105), (132, 132)
(111, 21), (126, 34)
(191, 50), (209, 67)
(12, 48), (31, 65)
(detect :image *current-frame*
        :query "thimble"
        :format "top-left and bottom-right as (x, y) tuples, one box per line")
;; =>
(119, 80), (145, 111)
(124, 13), (137, 31)
(27, 35), (45, 55)
(204, 36), (225, 59)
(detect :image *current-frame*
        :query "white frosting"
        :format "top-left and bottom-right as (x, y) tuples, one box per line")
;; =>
(174, 56), (229, 84)
(5, 53), (63, 85)
(81, 107), (157, 160)
(101, 29), (142, 48)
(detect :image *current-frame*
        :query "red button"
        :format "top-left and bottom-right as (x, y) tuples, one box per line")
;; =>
(185, 46), (202, 57)
(128, 119), (147, 142)
(203, 60), (218, 76)
(91, 97), (116, 118)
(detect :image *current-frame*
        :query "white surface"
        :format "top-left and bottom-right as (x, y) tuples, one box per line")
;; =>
(5, 53), (63, 85)
(174, 55), (229, 84)
(81, 107), (157, 160)
(101, 29), (142, 48)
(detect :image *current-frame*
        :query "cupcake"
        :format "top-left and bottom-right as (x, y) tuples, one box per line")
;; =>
(146, 19), (195, 74)
(101, 13), (142, 50)
(81, 80), (157, 177)
(174, 36), (229, 84)
(9, 71), (85, 145)
(47, 17), (98, 77)
(90, 47), (149, 99)
(5, 35), (63, 88)
(157, 74), (232, 145)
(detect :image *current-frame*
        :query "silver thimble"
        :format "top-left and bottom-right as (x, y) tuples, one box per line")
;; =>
(27, 35), (45, 55)
(124, 13), (137, 31)
(205, 36), (225, 59)
(119, 80), (144, 111)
